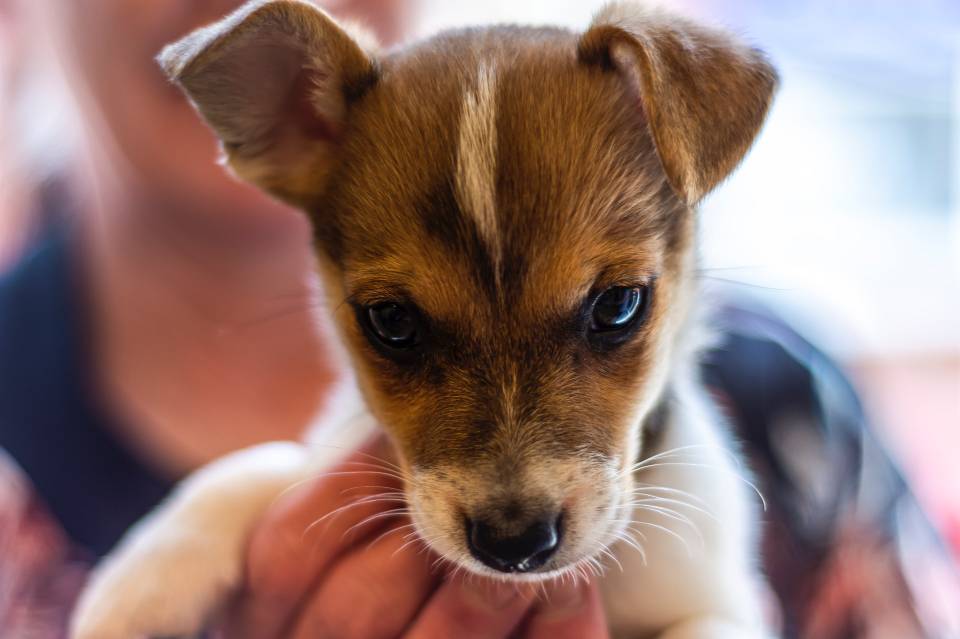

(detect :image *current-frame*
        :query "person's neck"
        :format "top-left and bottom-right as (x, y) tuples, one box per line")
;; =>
(78, 179), (340, 478)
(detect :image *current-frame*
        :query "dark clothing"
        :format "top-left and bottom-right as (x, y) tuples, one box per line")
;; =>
(702, 303), (958, 638)
(0, 223), (174, 560)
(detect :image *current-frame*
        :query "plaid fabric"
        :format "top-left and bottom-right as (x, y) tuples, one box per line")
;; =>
(0, 451), (88, 639)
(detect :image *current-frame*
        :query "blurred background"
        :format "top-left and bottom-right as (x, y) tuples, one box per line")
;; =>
(1, 0), (958, 636)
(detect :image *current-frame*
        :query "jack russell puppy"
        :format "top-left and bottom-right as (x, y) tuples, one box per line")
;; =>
(71, 1), (778, 637)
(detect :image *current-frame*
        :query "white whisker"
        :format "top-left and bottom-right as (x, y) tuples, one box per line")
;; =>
(612, 531), (647, 565)
(632, 505), (705, 547)
(629, 461), (767, 510)
(366, 522), (417, 551)
(342, 508), (412, 538)
(301, 493), (406, 539)
(630, 493), (719, 524)
(630, 520), (694, 557)
(597, 545), (624, 573)
(633, 484), (712, 508)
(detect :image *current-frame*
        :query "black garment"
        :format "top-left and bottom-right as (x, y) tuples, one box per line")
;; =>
(701, 300), (915, 637)
(0, 221), (173, 558)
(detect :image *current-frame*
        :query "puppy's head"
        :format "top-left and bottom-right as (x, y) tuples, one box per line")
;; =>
(160, 0), (776, 578)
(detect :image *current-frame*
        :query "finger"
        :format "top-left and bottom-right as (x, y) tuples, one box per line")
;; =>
(223, 436), (404, 639)
(404, 574), (534, 639)
(290, 524), (438, 639)
(525, 579), (609, 639)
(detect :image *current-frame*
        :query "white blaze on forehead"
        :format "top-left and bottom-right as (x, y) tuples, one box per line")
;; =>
(455, 65), (501, 273)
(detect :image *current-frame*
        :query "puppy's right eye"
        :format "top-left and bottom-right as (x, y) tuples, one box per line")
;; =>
(585, 284), (653, 350)
(591, 286), (643, 331)
(365, 302), (420, 349)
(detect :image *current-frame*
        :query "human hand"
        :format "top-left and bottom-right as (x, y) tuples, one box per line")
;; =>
(217, 435), (609, 638)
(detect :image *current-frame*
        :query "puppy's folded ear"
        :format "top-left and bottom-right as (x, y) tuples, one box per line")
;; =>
(158, 0), (378, 205)
(578, 2), (778, 204)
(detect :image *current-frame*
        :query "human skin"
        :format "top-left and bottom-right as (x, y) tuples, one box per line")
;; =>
(0, 0), (34, 268)
(14, 0), (608, 634)
(218, 437), (608, 638)
(40, 0), (369, 476)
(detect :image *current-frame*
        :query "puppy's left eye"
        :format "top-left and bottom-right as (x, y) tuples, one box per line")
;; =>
(589, 286), (650, 335)
(366, 302), (420, 348)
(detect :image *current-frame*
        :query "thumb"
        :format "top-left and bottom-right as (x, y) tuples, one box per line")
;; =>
(405, 574), (534, 639)
(525, 578), (609, 639)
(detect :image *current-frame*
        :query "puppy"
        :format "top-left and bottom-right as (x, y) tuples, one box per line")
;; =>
(71, 1), (778, 637)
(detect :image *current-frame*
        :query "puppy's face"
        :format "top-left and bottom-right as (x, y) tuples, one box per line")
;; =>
(161, 0), (776, 578)
(321, 44), (684, 575)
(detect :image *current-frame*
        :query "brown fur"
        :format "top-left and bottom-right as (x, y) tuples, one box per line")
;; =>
(159, 0), (775, 575)
(579, 5), (779, 203)
(314, 27), (682, 479)
(158, 0), (379, 204)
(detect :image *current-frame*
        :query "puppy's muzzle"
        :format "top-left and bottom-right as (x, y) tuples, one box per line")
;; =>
(465, 512), (562, 573)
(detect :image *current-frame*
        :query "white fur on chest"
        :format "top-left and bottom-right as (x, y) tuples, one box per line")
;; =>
(601, 374), (769, 638)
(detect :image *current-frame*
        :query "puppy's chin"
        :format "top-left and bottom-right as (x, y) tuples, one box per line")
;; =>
(405, 475), (634, 583)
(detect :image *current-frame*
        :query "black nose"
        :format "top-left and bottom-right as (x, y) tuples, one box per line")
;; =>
(466, 515), (561, 573)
